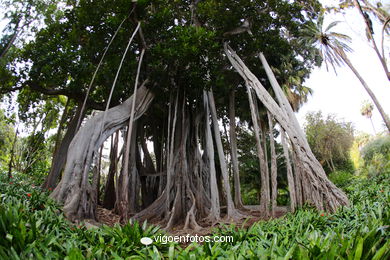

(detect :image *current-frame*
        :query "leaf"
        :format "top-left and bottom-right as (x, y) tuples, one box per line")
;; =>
(6, 233), (13, 241)
(372, 241), (390, 260)
(353, 237), (364, 260)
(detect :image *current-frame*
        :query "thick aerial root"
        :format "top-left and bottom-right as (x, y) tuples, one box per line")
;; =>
(184, 191), (202, 230)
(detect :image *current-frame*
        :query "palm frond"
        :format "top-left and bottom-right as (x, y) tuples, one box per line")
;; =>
(325, 21), (342, 32)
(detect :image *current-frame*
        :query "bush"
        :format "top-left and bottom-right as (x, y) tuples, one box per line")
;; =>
(360, 136), (390, 177)
(361, 135), (390, 162)
(329, 170), (354, 189)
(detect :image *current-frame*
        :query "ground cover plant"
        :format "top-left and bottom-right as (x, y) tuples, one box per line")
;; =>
(0, 172), (388, 259)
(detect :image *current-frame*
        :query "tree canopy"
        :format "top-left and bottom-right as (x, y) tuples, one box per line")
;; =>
(0, 0), (350, 227)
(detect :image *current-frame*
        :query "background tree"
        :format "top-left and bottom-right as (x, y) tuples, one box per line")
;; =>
(360, 134), (390, 176)
(360, 100), (376, 134)
(305, 111), (354, 173)
(0, 109), (15, 166)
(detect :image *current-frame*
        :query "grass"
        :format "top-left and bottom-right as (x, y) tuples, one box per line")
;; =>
(0, 172), (389, 259)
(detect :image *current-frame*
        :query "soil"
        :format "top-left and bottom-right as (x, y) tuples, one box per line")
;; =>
(94, 205), (289, 241)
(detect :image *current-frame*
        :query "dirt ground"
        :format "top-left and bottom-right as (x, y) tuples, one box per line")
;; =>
(94, 205), (289, 238)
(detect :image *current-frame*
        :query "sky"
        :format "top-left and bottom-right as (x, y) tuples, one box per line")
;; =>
(0, 1), (389, 137)
(296, 0), (390, 135)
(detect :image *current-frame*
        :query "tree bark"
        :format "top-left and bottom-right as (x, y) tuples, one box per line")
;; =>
(103, 132), (119, 209)
(8, 127), (19, 179)
(229, 89), (244, 209)
(281, 129), (296, 212)
(43, 104), (83, 190)
(225, 44), (349, 212)
(208, 90), (242, 220)
(51, 83), (154, 221)
(203, 91), (220, 222)
(246, 85), (270, 217)
(267, 111), (278, 217)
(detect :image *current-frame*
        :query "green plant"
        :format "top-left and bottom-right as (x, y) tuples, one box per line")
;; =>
(0, 172), (389, 259)
(329, 170), (354, 189)
(360, 135), (390, 177)
(361, 135), (390, 162)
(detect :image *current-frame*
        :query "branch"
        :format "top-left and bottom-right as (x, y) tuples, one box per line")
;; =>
(27, 81), (104, 110)
(0, 85), (23, 94)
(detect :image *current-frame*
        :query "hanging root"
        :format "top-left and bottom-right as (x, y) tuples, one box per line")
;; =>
(184, 190), (202, 230)
(224, 43), (349, 213)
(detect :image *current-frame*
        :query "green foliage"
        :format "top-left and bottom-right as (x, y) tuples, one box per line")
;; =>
(1, 169), (389, 259)
(0, 109), (15, 165)
(350, 133), (371, 170)
(0, 173), (172, 259)
(360, 135), (390, 177)
(237, 124), (290, 205)
(361, 135), (390, 162)
(215, 174), (389, 259)
(329, 170), (354, 189)
(305, 111), (354, 173)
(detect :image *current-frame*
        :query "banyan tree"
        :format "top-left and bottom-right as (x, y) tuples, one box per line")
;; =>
(15, 0), (349, 229)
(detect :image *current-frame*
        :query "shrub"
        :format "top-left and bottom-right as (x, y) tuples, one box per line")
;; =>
(360, 135), (390, 177)
(328, 170), (354, 189)
(361, 135), (390, 162)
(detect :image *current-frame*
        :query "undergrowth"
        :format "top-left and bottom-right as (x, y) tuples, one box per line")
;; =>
(0, 173), (389, 259)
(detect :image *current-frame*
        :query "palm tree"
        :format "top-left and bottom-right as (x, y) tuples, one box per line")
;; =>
(271, 61), (314, 111)
(302, 14), (390, 133)
(360, 100), (376, 134)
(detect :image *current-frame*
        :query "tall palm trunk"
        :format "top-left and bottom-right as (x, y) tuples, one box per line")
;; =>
(337, 49), (390, 132)
(369, 117), (376, 134)
(352, 0), (390, 81)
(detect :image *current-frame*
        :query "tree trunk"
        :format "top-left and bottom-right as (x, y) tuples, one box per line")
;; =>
(0, 29), (18, 59)
(76, 15), (131, 130)
(267, 111), (278, 217)
(139, 121), (158, 208)
(352, 0), (390, 81)
(337, 49), (390, 132)
(203, 91), (220, 222)
(52, 98), (70, 157)
(8, 127), (19, 179)
(225, 44), (349, 212)
(103, 132), (119, 209)
(281, 129), (296, 212)
(229, 89), (244, 209)
(246, 84), (271, 217)
(51, 84), (154, 221)
(42, 104), (83, 190)
(369, 117), (376, 134)
(208, 90), (242, 220)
